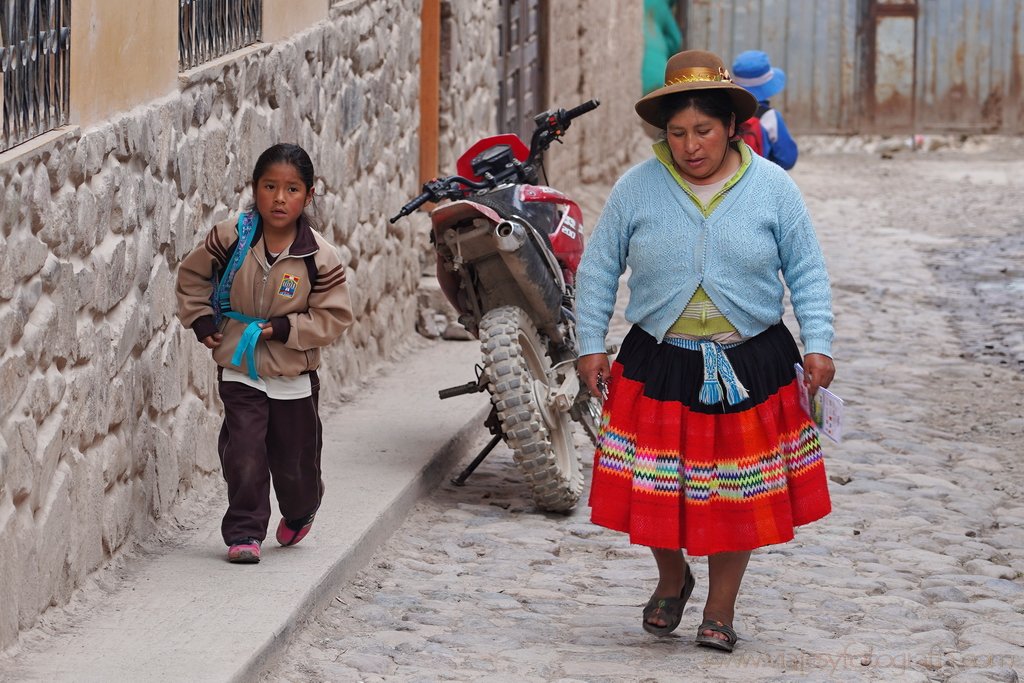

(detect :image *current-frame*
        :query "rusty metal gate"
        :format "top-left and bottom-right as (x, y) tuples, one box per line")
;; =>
(681, 0), (1024, 134)
(911, 0), (1022, 133)
(864, 0), (918, 130)
(497, 0), (544, 138)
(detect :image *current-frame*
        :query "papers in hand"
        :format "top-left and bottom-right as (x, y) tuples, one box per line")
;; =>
(794, 364), (844, 443)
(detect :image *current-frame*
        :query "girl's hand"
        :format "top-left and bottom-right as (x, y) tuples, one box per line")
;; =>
(802, 353), (835, 397)
(260, 322), (273, 339)
(577, 352), (611, 403)
(201, 333), (223, 349)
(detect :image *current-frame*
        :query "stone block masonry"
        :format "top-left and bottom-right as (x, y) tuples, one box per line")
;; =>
(0, 0), (645, 652)
(544, 0), (647, 188)
(0, 0), (433, 650)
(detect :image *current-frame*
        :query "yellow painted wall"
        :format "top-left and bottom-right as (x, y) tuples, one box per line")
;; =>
(262, 0), (328, 43)
(69, 0), (178, 127)
(63, 1), (343, 132)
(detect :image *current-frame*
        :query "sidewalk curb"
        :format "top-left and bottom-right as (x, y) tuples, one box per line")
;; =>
(234, 401), (489, 682)
(0, 338), (492, 683)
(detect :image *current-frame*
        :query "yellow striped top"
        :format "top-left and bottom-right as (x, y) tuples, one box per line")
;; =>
(653, 140), (752, 340)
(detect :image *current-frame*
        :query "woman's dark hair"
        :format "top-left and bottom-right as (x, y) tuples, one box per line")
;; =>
(658, 90), (736, 131)
(252, 143), (315, 192)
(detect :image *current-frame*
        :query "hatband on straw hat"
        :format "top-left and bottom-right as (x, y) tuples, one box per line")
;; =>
(635, 50), (758, 128)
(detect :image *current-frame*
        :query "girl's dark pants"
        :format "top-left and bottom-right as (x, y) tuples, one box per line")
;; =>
(217, 372), (324, 545)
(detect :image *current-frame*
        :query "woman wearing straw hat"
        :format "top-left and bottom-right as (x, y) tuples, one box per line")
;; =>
(575, 49), (835, 652)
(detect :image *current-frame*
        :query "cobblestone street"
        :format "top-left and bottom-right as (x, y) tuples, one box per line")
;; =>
(262, 143), (1024, 683)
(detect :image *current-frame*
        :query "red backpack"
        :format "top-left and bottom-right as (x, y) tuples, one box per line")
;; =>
(737, 104), (770, 157)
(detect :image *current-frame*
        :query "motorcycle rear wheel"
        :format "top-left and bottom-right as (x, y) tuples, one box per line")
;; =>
(479, 305), (583, 512)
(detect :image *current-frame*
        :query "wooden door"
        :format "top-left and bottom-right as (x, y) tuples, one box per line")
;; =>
(497, 0), (544, 138)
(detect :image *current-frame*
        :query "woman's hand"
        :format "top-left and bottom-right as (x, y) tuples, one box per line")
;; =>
(802, 353), (835, 397)
(201, 332), (223, 349)
(577, 352), (611, 402)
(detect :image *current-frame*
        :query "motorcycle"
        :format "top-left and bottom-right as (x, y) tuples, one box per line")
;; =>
(390, 100), (602, 512)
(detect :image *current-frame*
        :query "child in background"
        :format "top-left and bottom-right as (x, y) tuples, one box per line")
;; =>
(732, 50), (799, 170)
(176, 143), (354, 564)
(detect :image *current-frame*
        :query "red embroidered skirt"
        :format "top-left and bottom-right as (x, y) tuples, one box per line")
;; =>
(589, 323), (831, 555)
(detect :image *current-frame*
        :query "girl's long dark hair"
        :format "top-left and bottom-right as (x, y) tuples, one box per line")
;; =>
(252, 143), (315, 190)
(249, 143), (318, 225)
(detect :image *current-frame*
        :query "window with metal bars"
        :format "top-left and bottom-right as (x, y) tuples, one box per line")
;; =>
(178, 0), (262, 71)
(1, 0), (71, 154)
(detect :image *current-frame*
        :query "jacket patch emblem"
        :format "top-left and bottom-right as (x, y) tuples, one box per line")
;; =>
(278, 273), (301, 298)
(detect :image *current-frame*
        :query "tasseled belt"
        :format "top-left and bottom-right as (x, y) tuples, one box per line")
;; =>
(224, 311), (268, 380)
(664, 337), (749, 405)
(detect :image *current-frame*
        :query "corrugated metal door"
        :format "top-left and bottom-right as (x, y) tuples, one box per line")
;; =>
(497, 0), (544, 138)
(681, 0), (861, 133)
(866, 0), (918, 130)
(915, 0), (1023, 133)
(681, 0), (1024, 134)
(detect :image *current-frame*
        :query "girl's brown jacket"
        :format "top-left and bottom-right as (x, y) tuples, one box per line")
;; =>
(176, 215), (354, 378)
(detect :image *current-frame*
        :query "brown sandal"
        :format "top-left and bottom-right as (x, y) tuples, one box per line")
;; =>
(695, 619), (738, 652)
(642, 565), (696, 636)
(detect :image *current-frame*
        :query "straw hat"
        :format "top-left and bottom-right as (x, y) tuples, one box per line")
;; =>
(635, 49), (758, 128)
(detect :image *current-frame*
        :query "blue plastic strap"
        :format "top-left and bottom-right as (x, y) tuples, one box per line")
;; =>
(224, 311), (268, 380)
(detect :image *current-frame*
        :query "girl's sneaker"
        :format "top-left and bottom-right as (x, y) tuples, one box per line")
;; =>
(276, 512), (316, 547)
(227, 538), (261, 563)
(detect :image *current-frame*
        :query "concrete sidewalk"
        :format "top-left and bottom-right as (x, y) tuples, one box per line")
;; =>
(1, 338), (489, 683)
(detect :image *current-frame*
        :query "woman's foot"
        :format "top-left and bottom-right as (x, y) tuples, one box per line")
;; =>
(695, 619), (738, 652)
(697, 549), (750, 649)
(642, 563), (695, 635)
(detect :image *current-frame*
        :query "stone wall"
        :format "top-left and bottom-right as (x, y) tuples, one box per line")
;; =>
(438, 0), (500, 173)
(433, 0), (645, 218)
(436, 0), (645, 192)
(545, 0), (647, 190)
(0, 0), (444, 650)
(0, 0), (647, 651)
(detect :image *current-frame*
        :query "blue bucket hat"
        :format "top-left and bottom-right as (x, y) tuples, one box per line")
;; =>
(731, 50), (786, 102)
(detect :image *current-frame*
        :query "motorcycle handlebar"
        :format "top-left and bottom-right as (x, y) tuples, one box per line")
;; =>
(563, 99), (600, 123)
(391, 102), (598, 222)
(389, 175), (492, 223)
(527, 99), (601, 163)
(389, 191), (432, 223)
(449, 175), (491, 190)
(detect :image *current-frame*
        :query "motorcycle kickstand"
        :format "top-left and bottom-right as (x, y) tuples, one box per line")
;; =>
(451, 408), (504, 486)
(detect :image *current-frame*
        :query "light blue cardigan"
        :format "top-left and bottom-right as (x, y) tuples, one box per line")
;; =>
(575, 151), (834, 358)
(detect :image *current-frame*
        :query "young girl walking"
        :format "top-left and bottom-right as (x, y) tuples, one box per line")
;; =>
(176, 143), (354, 564)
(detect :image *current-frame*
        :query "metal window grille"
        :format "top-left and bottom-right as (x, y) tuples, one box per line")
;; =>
(178, 0), (262, 71)
(1, 0), (71, 153)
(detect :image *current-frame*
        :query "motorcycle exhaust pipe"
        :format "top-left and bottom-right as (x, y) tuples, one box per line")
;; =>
(491, 219), (564, 343)
(494, 220), (528, 252)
